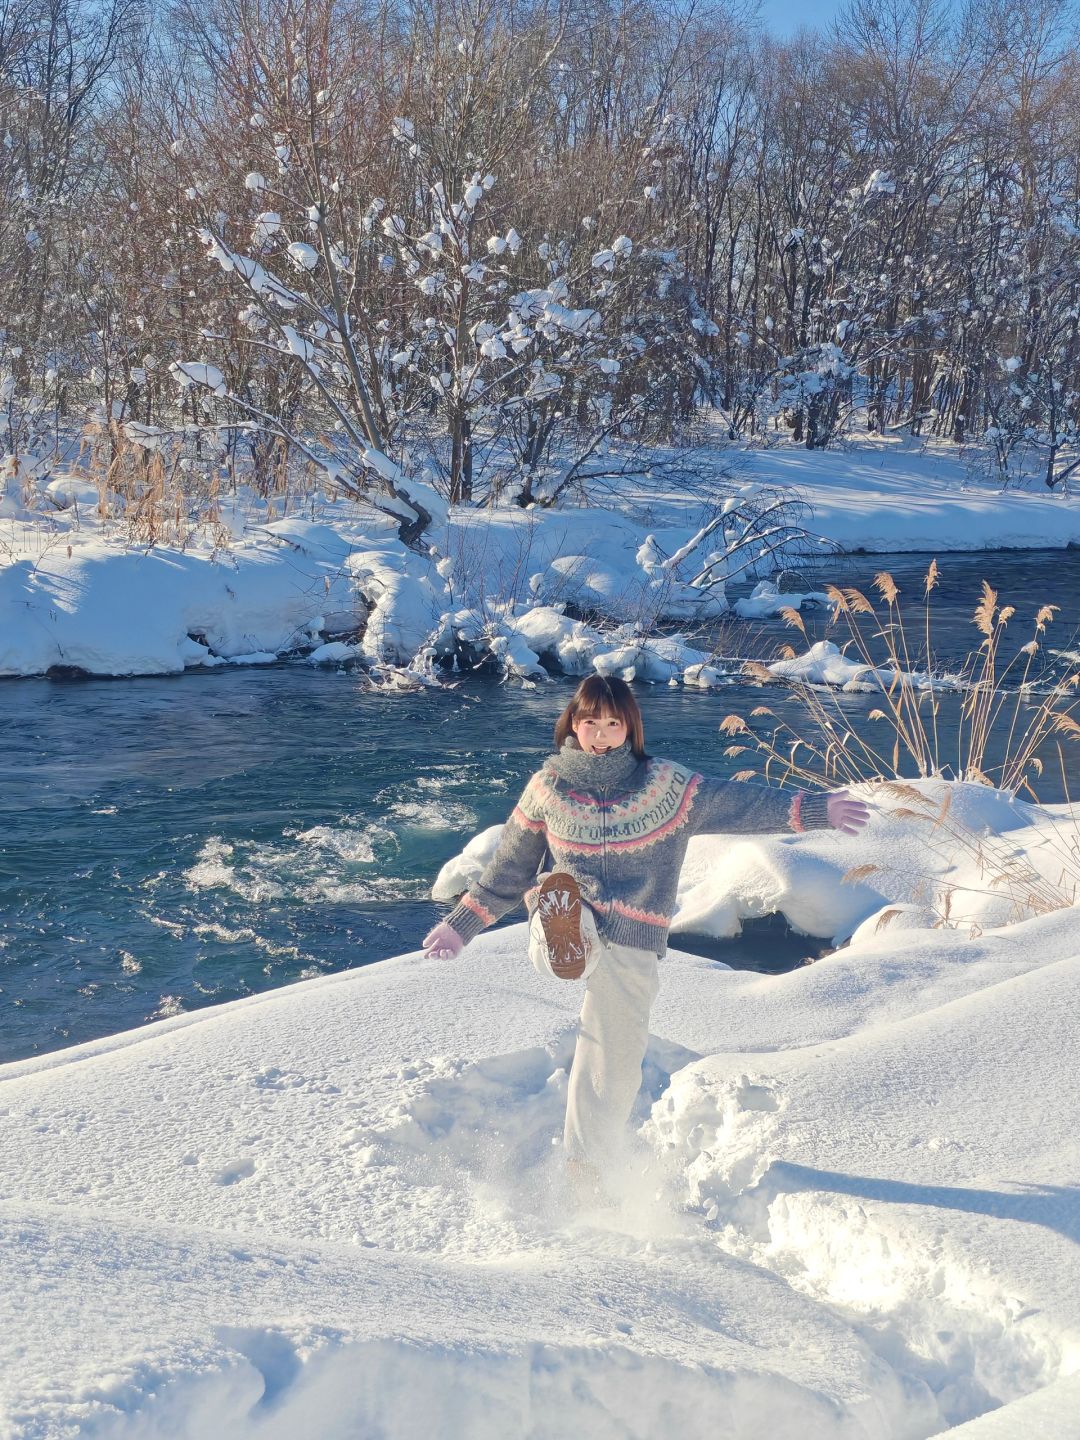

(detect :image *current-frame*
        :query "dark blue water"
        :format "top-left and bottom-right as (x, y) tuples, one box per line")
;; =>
(1, 551), (1077, 1063)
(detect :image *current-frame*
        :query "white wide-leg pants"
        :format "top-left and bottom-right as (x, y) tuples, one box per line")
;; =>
(529, 907), (660, 1166)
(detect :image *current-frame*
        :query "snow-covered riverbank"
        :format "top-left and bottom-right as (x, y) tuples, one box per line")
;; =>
(724, 437), (1080, 553)
(3, 795), (1079, 1438)
(2, 439), (1079, 680)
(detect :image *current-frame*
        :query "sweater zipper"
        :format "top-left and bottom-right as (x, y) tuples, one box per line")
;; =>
(599, 784), (610, 910)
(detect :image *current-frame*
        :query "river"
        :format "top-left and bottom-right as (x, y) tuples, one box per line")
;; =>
(1, 550), (1077, 1062)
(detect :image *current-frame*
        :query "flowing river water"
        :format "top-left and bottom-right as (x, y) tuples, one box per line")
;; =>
(1, 550), (1078, 1062)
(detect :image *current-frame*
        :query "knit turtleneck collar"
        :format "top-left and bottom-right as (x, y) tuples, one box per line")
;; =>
(546, 737), (644, 792)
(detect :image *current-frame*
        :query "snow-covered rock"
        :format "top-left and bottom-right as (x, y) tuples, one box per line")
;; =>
(508, 607), (606, 676)
(733, 580), (831, 619)
(307, 641), (360, 665)
(766, 639), (958, 693)
(501, 608), (729, 687)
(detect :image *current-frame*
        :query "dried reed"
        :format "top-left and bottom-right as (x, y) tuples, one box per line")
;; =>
(726, 564), (1080, 922)
(732, 562), (1080, 801)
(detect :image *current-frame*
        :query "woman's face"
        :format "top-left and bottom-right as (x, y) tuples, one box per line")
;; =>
(572, 710), (628, 755)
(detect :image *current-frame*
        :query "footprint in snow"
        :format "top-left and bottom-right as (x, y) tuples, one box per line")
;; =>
(214, 1157), (256, 1185)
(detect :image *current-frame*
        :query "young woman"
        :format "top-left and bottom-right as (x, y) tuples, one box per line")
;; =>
(423, 675), (869, 1189)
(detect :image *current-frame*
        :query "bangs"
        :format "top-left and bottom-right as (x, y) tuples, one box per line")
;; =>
(573, 695), (624, 721)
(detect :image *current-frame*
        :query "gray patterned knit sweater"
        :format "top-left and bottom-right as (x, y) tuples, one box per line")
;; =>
(443, 739), (830, 956)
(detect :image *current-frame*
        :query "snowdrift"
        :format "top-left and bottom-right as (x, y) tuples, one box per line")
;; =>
(3, 802), (1080, 1438)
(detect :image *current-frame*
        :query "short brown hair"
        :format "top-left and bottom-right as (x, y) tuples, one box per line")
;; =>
(553, 674), (648, 759)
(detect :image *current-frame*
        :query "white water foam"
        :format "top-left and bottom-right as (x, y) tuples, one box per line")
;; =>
(182, 827), (425, 907)
(388, 799), (477, 829)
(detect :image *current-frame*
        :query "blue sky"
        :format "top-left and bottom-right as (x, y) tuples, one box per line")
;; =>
(758, 0), (845, 35)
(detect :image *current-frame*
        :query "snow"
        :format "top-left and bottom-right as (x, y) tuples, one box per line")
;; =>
(733, 579), (831, 618)
(170, 362), (227, 396)
(251, 211), (281, 244)
(4, 792), (1080, 1436)
(286, 241), (319, 272)
(306, 640), (359, 664)
(493, 606), (733, 688)
(2, 435), (1080, 680)
(42, 476), (100, 512)
(122, 422), (172, 451)
(345, 545), (446, 666)
(0, 519), (370, 676)
(453, 506), (727, 624)
(766, 638), (957, 693)
(947, 1376), (1080, 1436)
(281, 325), (316, 362)
(735, 436), (1080, 552)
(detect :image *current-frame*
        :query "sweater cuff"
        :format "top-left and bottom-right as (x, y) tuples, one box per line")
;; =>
(789, 791), (830, 832)
(443, 892), (496, 945)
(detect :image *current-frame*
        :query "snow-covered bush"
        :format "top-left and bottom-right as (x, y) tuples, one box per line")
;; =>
(174, 85), (710, 516)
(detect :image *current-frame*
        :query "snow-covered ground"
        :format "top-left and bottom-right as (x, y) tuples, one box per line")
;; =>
(733, 435), (1080, 553)
(4, 790), (1079, 1438)
(2, 437), (1079, 680)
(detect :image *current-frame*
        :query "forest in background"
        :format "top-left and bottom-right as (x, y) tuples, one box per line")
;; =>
(2, 0), (1080, 530)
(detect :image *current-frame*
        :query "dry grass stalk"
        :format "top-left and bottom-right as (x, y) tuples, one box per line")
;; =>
(973, 581), (997, 638)
(874, 571), (899, 605)
(739, 562), (1080, 801)
(741, 660), (774, 683)
(720, 564), (1080, 925)
(74, 420), (226, 549)
(842, 863), (881, 885)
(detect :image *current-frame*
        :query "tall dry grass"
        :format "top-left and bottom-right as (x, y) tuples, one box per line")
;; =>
(723, 563), (1080, 801)
(721, 563), (1080, 924)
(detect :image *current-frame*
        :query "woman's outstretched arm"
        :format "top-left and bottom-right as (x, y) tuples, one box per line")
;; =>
(437, 774), (550, 947)
(690, 773), (868, 836)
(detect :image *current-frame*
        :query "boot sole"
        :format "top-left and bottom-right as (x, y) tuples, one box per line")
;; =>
(537, 873), (589, 979)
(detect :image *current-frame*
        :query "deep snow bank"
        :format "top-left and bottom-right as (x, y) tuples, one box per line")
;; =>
(645, 904), (1080, 1430)
(4, 795), (1080, 1436)
(3, 935), (938, 1440)
(0, 496), (729, 680)
(732, 436), (1080, 553)
(0, 517), (378, 677)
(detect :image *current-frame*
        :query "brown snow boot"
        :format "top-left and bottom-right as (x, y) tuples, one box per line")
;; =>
(537, 872), (590, 980)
